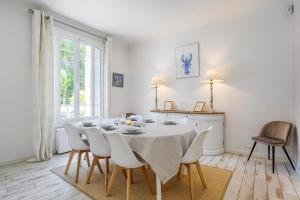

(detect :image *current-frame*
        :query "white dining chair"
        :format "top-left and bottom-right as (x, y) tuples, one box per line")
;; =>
(84, 128), (111, 191)
(177, 127), (212, 200)
(105, 132), (154, 200)
(63, 123), (90, 183)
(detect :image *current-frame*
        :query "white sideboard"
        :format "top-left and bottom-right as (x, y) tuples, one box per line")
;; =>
(150, 110), (225, 156)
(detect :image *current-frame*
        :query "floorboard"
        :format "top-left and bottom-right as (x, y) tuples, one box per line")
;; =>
(0, 153), (299, 200)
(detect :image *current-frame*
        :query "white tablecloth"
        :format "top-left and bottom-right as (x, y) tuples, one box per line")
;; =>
(123, 123), (197, 183)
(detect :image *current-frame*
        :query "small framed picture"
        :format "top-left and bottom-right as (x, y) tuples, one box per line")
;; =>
(164, 101), (174, 111)
(193, 101), (205, 112)
(112, 73), (124, 88)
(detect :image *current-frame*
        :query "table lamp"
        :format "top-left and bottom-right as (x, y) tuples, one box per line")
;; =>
(151, 76), (165, 110)
(202, 70), (224, 112)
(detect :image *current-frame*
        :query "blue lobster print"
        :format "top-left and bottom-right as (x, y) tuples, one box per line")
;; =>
(181, 53), (192, 75)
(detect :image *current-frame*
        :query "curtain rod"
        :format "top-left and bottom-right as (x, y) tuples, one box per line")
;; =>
(28, 9), (107, 41)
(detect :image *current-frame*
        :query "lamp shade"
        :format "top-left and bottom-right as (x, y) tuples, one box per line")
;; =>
(202, 70), (224, 83)
(151, 76), (165, 87)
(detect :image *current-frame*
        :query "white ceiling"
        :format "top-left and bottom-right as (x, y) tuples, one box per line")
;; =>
(26, 0), (272, 43)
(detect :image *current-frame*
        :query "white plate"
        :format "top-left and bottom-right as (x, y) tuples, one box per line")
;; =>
(121, 130), (143, 135)
(122, 126), (141, 132)
(162, 121), (177, 125)
(144, 119), (154, 123)
(82, 121), (94, 127)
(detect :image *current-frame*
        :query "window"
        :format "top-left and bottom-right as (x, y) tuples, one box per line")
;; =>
(54, 27), (105, 121)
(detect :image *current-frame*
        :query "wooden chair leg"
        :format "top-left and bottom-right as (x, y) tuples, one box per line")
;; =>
(247, 142), (257, 161)
(122, 169), (128, 180)
(86, 152), (90, 167)
(268, 145), (271, 160)
(104, 157), (110, 192)
(86, 156), (97, 184)
(282, 146), (296, 170)
(105, 157), (110, 173)
(64, 150), (75, 175)
(96, 160), (104, 174)
(187, 164), (194, 200)
(177, 163), (182, 180)
(75, 151), (82, 183)
(272, 146), (275, 174)
(106, 166), (119, 196)
(141, 166), (155, 194)
(195, 162), (207, 189)
(130, 169), (134, 184)
(127, 169), (131, 200)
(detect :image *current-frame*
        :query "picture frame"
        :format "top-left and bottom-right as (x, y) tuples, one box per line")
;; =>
(112, 73), (124, 88)
(193, 101), (205, 112)
(175, 42), (200, 79)
(164, 101), (174, 111)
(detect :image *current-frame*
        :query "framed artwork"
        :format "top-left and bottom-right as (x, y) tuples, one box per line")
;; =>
(112, 73), (124, 88)
(175, 42), (200, 79)
(193, 101), (205, 112)
(164, 101), (174, 111)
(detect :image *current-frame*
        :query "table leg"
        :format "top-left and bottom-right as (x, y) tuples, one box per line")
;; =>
(156, 175), (162, 200)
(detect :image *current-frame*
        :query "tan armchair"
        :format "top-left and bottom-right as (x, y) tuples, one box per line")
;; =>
(247, 121), (295, 173)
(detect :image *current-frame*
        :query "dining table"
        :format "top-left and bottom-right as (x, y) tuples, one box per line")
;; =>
(81, 121), (197, 200)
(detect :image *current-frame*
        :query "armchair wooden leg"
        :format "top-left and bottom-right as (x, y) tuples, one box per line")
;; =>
(86, 156), (97, 184)
(122, 169), (128, 180)
(130, 169), (134, 184)
(105, 157), (110, 173)
(106, 166), (119, 196)
(247, 142), (257, 161)
(282, 146), (296, 170)
(127, 169), (131, 200)
(272, 146), (275, 174)
(104, 157), (110, 192)
(268, 145), (270, 160)
(195, 162), (206, 189)
(86, 152), (90, 167)
(64, 150), (75, 175)
(177, 163), (182, 180)
(141, 166), (155, 195)
(187, 164), (194, 200)
(75, 151), (82, 183)
(96, 160), (104, 174)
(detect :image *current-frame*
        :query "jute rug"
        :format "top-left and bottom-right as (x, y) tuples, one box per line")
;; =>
(51, 164), (232, 200)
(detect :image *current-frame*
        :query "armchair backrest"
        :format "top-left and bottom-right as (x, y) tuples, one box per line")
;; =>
(85, 128), (110, 157)
(105, 132), (143, 168)
(63, 123), (89, 150)
(259, 121), (293, 145)
(182, 127), (212, 163)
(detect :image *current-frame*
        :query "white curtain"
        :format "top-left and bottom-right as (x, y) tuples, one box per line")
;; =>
(30, 9), (54, 161)
(104, 37), (112, 118)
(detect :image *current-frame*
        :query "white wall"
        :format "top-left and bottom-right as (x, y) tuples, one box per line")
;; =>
(0, 1), (131, 165)
(0, 1), (34, 165)
(129, 0), (294, 157)
(110, 38), (132, 117)
(293, 0), (300, 171)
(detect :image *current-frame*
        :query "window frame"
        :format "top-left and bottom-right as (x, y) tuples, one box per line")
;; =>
(54, 25), (105, 122)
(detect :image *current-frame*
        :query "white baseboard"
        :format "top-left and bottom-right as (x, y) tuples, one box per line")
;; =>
(225, 148), (287, 161)
(0, 156), (33, 167)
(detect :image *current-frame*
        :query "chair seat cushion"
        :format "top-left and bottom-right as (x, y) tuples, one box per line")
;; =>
(252, 136), (284, 146)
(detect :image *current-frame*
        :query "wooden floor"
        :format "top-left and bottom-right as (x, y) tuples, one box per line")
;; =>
(0, 153), (299, 200)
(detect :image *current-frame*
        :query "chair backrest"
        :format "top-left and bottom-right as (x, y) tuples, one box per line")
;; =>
(259, 121), (293, 145)
(105, 132), (144, 168)
(182, 127), (212, 163)
(85, 128), (111, 157)
(63, 123), (89, 150)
